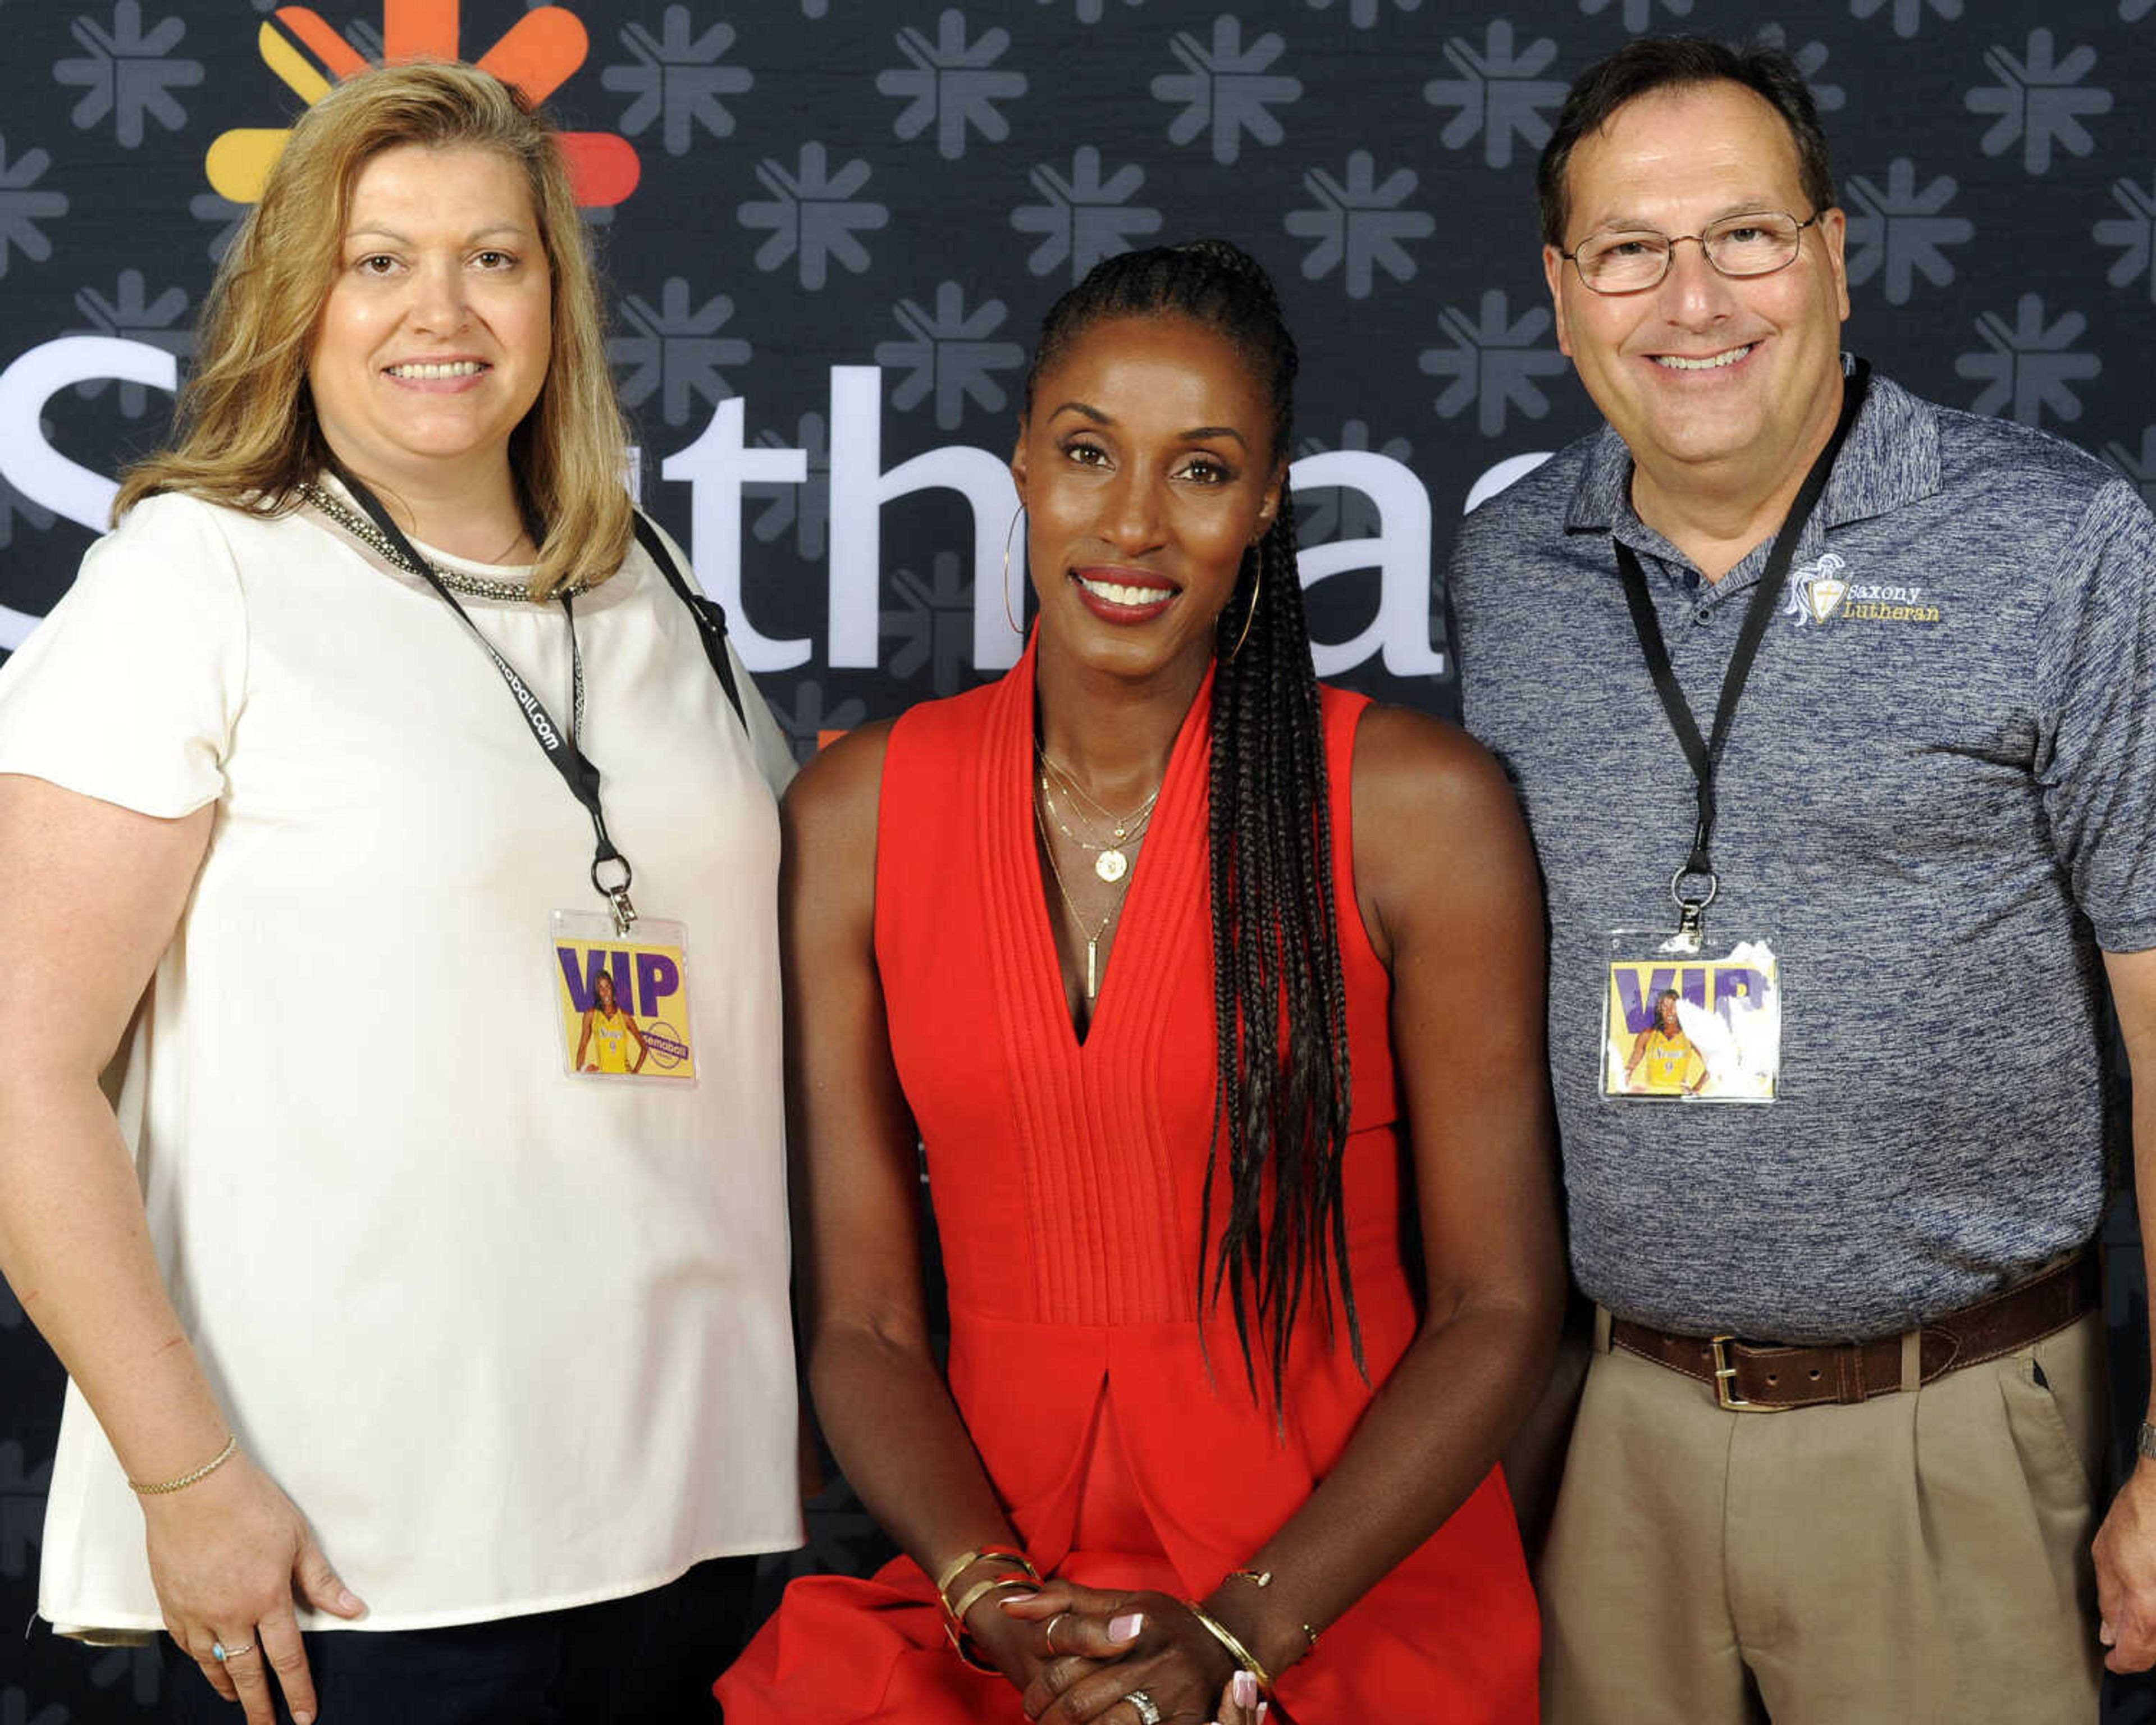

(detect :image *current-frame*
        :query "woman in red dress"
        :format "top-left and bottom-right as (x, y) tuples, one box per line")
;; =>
(718, 241), (1560, 1724)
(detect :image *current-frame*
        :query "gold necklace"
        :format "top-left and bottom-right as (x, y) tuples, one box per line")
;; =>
(1037, 748), (1162, 883)
(1033, 798), (1131, 1002)
(1039, 774), (1156, 883)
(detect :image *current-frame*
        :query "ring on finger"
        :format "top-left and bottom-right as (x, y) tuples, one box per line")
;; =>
(1044, 1610), (1071, 1655)
(1127, 1690), (1163, 1725)
(211, 1638), (255, 1662)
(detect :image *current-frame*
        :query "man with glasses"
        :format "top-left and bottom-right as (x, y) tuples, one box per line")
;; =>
(1448, 35), (2156, 1723)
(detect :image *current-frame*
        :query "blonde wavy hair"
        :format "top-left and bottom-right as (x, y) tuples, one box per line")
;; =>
(116, 60), (631, 597)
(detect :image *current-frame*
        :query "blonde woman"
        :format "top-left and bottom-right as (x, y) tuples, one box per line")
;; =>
(0, 62), (797, 1725)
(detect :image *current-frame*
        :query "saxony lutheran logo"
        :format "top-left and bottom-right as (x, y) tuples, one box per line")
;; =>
(1782, 553), (1944, 627)
(204, 2), (640, 208)
(1783, 552), (1851, 627)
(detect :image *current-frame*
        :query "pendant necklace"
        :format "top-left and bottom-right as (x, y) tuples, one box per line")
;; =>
(1037, 747), (1161, 883)
(1034, 798), (1130, 1001)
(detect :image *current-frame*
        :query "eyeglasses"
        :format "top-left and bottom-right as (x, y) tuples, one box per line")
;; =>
(1559, 210), (1828, 296)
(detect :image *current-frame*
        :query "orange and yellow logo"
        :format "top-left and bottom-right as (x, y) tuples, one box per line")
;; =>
(205, 1), (640, 208)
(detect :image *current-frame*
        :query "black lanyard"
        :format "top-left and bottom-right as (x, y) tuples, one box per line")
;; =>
(1614, 360), (1870, 938)
(334, 471), (640, 934)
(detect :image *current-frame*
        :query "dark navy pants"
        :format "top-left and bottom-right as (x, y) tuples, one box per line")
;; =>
(161, 1555), (759, 1725)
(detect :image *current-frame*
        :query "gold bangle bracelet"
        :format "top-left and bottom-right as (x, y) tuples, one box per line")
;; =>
(1183, 1599), (1274, 1693)
(126, 1434), (237, 1496)
(947, 1572), (1033, 1627)
(1222, 1569), (1319, 1651)
(932, 1544), (1036, 1602)
(942, 1573), (1035, 1673)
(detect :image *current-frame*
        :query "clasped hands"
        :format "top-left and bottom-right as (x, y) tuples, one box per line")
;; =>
(977, 1582), (1267, 1725)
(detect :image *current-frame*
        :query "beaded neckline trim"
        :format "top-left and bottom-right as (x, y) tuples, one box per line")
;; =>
(298, 483), (584, 603)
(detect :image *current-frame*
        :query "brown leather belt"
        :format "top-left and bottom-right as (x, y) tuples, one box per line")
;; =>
(1609, 1254), (2099, 1412)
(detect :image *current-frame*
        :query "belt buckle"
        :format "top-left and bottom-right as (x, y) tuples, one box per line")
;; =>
(1710, 1334), (1766, 1412)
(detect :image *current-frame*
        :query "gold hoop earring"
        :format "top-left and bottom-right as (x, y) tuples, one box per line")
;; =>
(1225, 545), (1263, 664)
(1002, 506), (1027, 638)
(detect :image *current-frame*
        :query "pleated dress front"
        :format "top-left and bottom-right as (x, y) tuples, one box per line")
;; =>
(716, 646), (1540, 1722)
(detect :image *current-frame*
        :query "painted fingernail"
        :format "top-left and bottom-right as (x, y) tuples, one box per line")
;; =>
(1257, 1703), (1269, 1723)
(997, 1589), (1039, 1608)
(295, 1713), (315, 1724)
(1107, 1611), (1144, 1642)
(1232, 1671), (1259, 1707)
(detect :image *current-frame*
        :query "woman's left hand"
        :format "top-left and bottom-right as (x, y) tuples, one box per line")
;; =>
(1001, 1584), (1243, 1723)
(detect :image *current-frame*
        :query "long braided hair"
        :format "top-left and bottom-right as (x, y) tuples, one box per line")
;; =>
(1024, 240), (1360, 1402)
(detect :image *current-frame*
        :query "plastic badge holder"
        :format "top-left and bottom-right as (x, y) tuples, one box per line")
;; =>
(550, 910), (700, 1084)
(1601, 930), (1780, 1103)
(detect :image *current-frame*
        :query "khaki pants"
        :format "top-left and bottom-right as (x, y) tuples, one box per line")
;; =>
(1540, 1309), (2107, 1724)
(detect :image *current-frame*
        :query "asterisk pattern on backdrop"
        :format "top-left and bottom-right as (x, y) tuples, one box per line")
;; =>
(0, 4), (2150, 1718)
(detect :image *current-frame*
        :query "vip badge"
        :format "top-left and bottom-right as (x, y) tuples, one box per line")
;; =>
(550, 912), (700, 1083)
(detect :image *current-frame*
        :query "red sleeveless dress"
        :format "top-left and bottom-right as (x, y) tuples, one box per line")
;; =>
(717, 649), (1539, 1722)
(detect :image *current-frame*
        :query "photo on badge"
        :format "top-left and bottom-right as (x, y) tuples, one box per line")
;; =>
(1602, 936), (1780, 1103)
(551, 911), (699, 1083)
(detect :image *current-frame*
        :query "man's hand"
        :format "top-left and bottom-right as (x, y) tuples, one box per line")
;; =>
(2102, 947), (2156, 1673)
(2094, 1458), (2156, 1671)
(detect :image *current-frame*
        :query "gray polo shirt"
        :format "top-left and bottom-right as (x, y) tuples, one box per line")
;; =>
(1450, 365), (2156, 1342)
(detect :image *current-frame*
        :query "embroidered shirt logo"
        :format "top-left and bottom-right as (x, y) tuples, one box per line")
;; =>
(1784, 553), (1851, 627)
(1782, 554), (1942, 628)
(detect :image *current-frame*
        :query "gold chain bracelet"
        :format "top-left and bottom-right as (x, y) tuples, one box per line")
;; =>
(127, 1433), (237, 1496)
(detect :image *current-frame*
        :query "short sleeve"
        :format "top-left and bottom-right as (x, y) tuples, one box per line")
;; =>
(0, 493), (247, 818)
(1446, 501), (1498, 739)
(2034, 479), (2156, 952)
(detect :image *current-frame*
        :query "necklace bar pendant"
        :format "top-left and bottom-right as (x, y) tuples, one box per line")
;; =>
(1094, 848), (1128, 883)
(1085, 938), (1098, 1000)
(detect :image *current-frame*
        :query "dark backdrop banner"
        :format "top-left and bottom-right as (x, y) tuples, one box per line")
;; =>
(1, 1), (2151, 1717)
